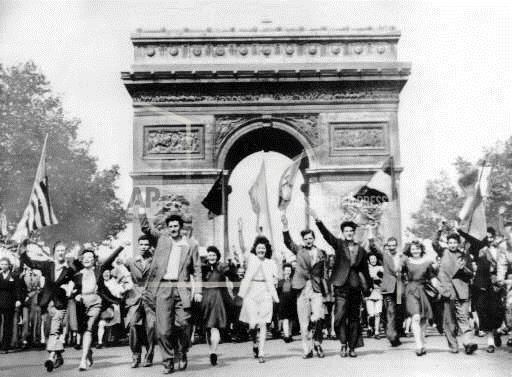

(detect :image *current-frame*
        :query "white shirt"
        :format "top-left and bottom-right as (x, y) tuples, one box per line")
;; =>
(163, 238), (187, 281)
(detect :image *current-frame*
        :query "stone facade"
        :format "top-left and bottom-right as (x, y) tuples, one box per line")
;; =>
(122, 27), (410, 249)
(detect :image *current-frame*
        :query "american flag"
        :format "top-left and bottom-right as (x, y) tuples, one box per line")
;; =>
(12, 135), (58, 242)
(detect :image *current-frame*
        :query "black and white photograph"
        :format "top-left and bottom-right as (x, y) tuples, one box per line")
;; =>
(0, 1), (511, 376)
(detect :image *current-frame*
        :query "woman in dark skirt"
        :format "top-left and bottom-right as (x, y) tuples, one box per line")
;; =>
(277, 263), (296, 342)
(201, 246), (237, 366)
(402, 241), (436, 356)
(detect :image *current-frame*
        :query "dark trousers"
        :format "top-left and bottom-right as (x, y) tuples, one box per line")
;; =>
(156, 285), (190, 364)
(0, 308), (14, 351)
(333, 286), (363, 350)
(383, 294), (404, 343)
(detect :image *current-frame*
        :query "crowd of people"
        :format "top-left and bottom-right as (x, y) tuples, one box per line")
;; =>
(1, 205), (512, 374)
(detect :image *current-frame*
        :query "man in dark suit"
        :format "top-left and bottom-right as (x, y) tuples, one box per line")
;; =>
(309, 209), (369, 358)
(139, 207), (202, 374)
(122, 234), (156, 368)
(281, 212), (328, 359)
(380, 237), (406, 347)
(0, 257), (23, 353)
(19, 241), (75, 371)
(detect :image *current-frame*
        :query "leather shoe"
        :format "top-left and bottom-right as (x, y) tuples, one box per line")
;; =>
(210, 353), (218, 366)
(143, 359), (153, 368)
(390, 339), (402, 347)
(340, 345), (348, 358)
(494, 334), (502, 347)
(162, 361), (174, 374)
(178, 353), (188, 371)
(464, 343), (478, 355)
(486, 345), (495, 353)
(416, 347), (426, 356)
(348, 349), (357, 358)
(253, 346), (259, 358)
(449, 347), (459, 354)
(302, 351), (313, 359)
(44, 359), (54, 372)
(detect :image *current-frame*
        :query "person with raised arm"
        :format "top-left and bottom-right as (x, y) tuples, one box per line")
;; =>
(281, 211), (328, 358)
(308, 208), (369, 358)
(138, 205), (202, 374)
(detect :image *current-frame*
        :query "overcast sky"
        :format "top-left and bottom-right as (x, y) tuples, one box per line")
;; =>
(1, 0), (511, 237)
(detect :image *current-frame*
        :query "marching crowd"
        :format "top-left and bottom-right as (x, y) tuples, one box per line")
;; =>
(1, 205), (512, 374)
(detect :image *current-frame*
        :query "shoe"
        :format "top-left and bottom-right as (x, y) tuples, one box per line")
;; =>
(494, 334), (502, 347)
(314, 344), (325, 358)
(258, 356), (265, 363)
(415, 348), (426, 356)
(302, 351), (313, 359)
(253, 346), (259, 358)
(340, 345), (348, 358)
(44, 359), (54, 372)
(96, 343), (104, 349)
(390, 339), (402, 347)
(162, 361), (174, 374)
(54, 354), (64, 369)
(464, 343), (478, 355)
(486, 345), (495, 353)
(210, 353), (217, 366)
(283, 336), (293, 343)
(348, 349), (357, 358)
(131, 354), (141, 368)
(374, 333), (381, 340)
(449, 347), (459, 354)
(86, 349), (94, 367)
(74, 343), (82, 350)
(178, 353), (188, 371)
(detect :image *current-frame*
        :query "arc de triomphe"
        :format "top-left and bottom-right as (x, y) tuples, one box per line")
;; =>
(122, 26), (411, 249)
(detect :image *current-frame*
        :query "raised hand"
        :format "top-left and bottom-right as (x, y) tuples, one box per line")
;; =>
(307, 207), (319, 221)
(281, 212), (289, 229)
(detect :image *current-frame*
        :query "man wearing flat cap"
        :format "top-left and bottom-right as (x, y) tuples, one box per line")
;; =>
(309, 210), (369, 358)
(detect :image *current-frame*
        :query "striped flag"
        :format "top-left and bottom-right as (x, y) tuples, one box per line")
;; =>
(12, 135), (58, 242)
(458, 164), (492, 239)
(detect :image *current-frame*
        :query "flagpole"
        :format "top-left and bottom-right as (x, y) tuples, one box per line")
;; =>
(221, 170), (229, 259)
(466, 161), (486, 234)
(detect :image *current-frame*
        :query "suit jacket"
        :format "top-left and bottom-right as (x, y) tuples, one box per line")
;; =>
(381, 252), (406, 299)
(283, 230), (328, 295)
(315, 220), (369, 290)
(19, 252), (75, 311)
(0, 271), (23, 310)
(140, 214), (202, 309)
(124, 255), (153, 307)
(72, 246), (125, 306)
(438, 248), (473, 300)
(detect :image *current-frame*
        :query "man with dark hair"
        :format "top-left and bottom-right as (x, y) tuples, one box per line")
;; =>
(309, 209), (369, 358)
(139, 207), (202, 374)
(380, 236), (406, 347)
(435, 228), (477, 354)
(19, 241), (76, 371)
(121, 234), (156, 368)
(281, 212), (328, 359)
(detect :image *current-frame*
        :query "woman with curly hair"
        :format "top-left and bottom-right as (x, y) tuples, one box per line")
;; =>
(402, 240), (437, 356)
(238, 235), (279, 363)
(201, 245), (237, 366)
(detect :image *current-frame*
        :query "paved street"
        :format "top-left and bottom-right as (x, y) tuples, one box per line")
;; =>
(2, 334), (512, 377)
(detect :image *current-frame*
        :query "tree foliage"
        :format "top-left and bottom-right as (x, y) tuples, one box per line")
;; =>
(0, 61), (126, 243)
(408, 137), (512, 239)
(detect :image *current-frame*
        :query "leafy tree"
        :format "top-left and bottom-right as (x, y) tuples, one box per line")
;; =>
(407, 171), (464, 239)
(409, 137), (512, 239)
(0, 61), (127, 243)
